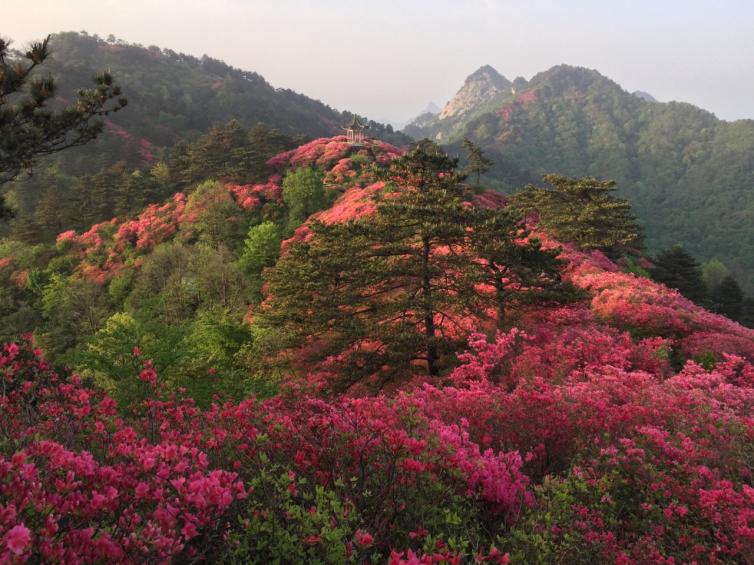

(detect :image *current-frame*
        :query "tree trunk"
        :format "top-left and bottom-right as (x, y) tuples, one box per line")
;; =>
(422, 236), (439, 376)
(494, 276), (506, 329)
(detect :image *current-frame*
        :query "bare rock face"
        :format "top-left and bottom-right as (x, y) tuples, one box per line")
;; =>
(438, 65), (511, 120)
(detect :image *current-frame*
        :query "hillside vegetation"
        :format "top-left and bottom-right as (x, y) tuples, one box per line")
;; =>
(1, 33), (754, 563)
(2, 32), (407, 242)
(0, 135), (753, 562)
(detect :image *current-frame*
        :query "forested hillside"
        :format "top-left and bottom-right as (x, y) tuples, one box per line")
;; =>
(2, 22), (754, 563)
(2, 32), (408, 242)
(405, 64), (754, 292)
(1, 134), (753, 562)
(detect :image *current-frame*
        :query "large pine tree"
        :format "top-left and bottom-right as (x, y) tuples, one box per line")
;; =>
(261, 141), (569, 390)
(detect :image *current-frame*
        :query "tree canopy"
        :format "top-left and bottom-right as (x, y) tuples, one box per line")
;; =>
(650, 245), (708, 305)
(513, 174), (642, 251)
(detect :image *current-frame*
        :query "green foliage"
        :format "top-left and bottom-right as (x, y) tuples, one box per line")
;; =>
(79, 306), (251, 408)
(281, 167), (327, 234)
(239, 221), (281, 274)
(650, 246), (708, 304)
(171, 307), (252, 404)
(39, 273), (111, 356)
(0, 34), (127, 187)
(701, 259), (730, 293)
(76, 312), (158, 406)
(620, 255), (651, 278)
(221, 465), (368, 565)
(262, 141), (572, 387)
(504, 474), (620, 564)
(514, 174), (641, 251)
(462, 137), (492, 186)
(182, 180), (246, 248)
(409, 64), (754, 293)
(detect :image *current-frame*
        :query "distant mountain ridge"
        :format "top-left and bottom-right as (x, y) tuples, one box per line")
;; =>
(404, 64), (754, 292)
(29, 31), (408, 175)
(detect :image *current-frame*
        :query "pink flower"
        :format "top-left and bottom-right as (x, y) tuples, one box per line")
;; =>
(355, 529), (374, 546)
(5, 524), (31, 555)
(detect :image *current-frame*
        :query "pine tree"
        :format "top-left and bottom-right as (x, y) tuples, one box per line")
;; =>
(0, 35), (127, 188)
(650, 246), (708, 305)
(468, 209), (571, 328)
(262, 141), (572, 389)
(462, 137), (492, 186)
(711, 275), (744, 321)
(513, 174), (641, 251)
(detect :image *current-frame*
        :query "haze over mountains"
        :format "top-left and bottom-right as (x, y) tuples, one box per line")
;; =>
(405, 64), (754, 291)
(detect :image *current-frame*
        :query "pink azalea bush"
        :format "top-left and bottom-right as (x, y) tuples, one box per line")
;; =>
(266, 135), (401, 187)
(1, 137), (753, 563)
(2, 313), (753, 562)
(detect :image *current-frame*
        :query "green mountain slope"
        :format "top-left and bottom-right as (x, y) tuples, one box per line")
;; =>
(405, 64), (754, 291)
(25, 32), (406, 172)
(2, 31), (408, 242)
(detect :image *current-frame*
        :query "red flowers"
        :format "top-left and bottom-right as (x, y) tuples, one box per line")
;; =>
(355, 529), (374, 546)
(5, 525), (31, 556)
(1, 136), (753, 562)
(138, 360), (158, 385)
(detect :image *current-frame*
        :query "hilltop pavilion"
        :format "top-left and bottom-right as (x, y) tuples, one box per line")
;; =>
(344, 116), (368, 146)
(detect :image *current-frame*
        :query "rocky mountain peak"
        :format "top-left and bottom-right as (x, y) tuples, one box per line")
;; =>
(438, 65), (511, 120)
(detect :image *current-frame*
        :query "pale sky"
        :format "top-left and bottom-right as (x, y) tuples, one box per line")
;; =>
(5, 0), (754, 124)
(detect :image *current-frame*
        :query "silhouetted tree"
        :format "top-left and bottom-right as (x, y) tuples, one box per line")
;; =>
(650, 246), (708, 305)
(0, 35), (127, 196)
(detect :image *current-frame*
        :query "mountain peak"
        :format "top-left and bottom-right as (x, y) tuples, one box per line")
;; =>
(438, 65), (511, 120)
(633, 90), (657, 102)
(420, 101), (441, 115)
(465, 64), (508, 86)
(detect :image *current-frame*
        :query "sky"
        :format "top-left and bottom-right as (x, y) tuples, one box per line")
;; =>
(5, 0), (754, 125)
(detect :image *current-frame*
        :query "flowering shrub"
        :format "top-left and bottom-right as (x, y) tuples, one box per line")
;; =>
(0, 338), (246, 562)
(2, 325), (753, 562)
(266, 135), (400, 187)
(1, 136), (753, 562)
(562, 247), (754, 362)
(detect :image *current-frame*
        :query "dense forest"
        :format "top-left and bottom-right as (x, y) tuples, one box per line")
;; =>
(1, 28), (754, 564)
(406, 64), (754, 293)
